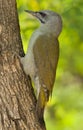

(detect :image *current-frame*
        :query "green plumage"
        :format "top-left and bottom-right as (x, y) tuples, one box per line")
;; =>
(33, 34), (59, 119)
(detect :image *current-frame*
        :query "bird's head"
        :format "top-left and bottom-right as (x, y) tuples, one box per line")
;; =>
(25, 10), (62, 37)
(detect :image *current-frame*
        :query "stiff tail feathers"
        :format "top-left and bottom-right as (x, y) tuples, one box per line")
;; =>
(36, 87), (49, 121)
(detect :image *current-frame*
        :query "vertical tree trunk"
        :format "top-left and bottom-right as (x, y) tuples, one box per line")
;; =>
(0, 0), (46, 129)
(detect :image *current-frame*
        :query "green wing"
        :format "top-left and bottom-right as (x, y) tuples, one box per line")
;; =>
(33, 35), (59, 94)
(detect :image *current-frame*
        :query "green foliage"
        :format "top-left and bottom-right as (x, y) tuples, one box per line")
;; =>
(16, 0), (83, 129)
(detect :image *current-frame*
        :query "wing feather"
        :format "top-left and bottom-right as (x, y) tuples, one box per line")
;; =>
(33, 35), (59, 94)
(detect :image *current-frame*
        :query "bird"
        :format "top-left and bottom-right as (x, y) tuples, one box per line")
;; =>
(20, 10), (62, 120)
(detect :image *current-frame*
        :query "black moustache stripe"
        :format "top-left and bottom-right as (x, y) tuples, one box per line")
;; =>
(39, 18), (45, 24)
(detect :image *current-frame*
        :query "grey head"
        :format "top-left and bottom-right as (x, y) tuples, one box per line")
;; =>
(25, 10), (62, 37)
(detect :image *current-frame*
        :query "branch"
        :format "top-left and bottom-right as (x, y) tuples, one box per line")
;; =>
(0, 0), (46, 129)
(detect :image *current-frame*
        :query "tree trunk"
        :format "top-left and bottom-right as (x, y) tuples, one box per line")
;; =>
(0, 0), (46, 129)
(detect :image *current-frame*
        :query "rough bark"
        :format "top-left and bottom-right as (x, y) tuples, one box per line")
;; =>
(0, 0), (46, 129)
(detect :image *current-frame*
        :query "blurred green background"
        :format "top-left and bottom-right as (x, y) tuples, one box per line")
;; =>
(16, 0), (83, 130)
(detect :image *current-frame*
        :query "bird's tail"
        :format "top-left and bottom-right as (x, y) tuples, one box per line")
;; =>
(36, 87), (49, 121)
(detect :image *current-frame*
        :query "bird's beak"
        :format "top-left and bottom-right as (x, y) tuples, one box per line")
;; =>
(25, 10), (37, 17)
(25, 10), (45, 24)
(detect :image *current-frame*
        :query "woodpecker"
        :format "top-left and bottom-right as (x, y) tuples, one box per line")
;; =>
(21, 10), (62, 120)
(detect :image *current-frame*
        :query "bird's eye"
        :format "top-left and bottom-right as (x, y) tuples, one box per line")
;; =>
(39, 12), (46, 17)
